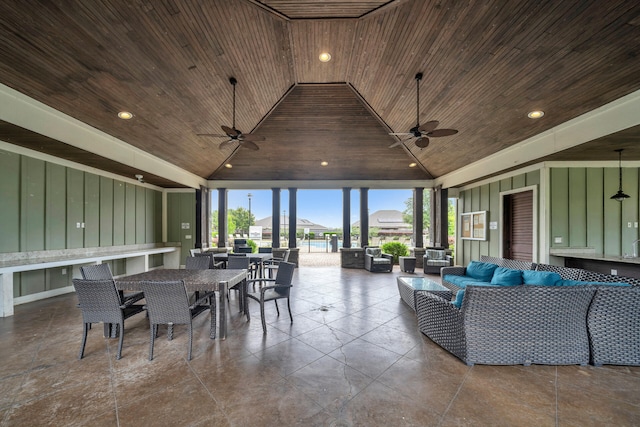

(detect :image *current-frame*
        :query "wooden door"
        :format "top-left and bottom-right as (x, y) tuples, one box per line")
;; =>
(503, 190), (533, 261)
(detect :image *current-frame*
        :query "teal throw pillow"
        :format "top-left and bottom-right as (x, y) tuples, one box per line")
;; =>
(522, 270), (562, 286)
(466, 261), (498, 282)
(451, 289), (465, 308)
(490, 267), (523, 286)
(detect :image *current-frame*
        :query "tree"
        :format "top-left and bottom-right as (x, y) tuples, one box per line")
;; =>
(211, 210), (238, 240)
(402, 191), (431, 228)
(228, 207), (254, 234)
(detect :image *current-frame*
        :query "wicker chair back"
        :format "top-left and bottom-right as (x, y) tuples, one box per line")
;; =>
(80, 263), (113, 280)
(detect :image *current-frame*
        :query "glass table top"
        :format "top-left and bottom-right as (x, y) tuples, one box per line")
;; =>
(398, 276), (449, 291)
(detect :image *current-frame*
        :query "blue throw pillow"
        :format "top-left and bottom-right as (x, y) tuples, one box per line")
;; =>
(523, 270), (562, 286)
(466, 261), (498, 282)
(490, 267), (523, 286)
(451, 289), (465, 308)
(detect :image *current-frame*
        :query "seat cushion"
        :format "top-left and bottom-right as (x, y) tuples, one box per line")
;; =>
(523, 270), (562, 286)
(373, 257), (391, 264)
(490, 267), (523, 286)
(465, 261), (498, 282)
(366, 247), (382, 257)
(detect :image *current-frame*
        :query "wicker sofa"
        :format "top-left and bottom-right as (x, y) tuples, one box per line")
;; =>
(418, 255), (640, 366)
(416, 285), (598, 366)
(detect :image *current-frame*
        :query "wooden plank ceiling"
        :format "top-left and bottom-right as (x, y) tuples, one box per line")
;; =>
(0, 0), (639, 187)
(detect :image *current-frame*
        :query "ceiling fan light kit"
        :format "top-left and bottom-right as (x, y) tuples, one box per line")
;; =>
(197, 77), (264, 150)
(388, 72), (458, 149)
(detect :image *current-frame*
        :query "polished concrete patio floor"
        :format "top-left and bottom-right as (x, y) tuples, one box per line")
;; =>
(1, 265), (639, 426)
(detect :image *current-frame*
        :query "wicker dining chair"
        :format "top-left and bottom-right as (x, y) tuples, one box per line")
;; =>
(264, 249), (291, 279)
(139, 280), (215, 361)
(72, 278), (145, 360)
(194, 252), (224, 269)
(245, 261), (295, 334)
(185, 255), (211, 270)
(226, 255), (249, 312)
(80, 263), (144, 304)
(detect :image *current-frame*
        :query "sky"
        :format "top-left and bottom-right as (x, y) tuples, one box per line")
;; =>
(217, 189), (414, 228)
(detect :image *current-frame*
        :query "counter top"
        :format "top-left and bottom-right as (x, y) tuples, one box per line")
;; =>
(550, 249), (640, 265)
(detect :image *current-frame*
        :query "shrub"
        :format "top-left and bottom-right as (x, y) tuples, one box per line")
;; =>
(381, 242), (409, 264)
(246, 239), (258, 253)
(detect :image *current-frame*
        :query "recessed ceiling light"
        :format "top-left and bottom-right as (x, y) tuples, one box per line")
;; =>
(319, 52), (331, 62)
(409, 163), (417, 168)
(225, 163), (233, 168)
(320, 161), (328, 166)
(118, 111), (133, 120)
(527, 110), (544, 119)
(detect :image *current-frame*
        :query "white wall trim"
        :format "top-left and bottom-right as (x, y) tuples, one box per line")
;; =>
(0, 83), (206, 189)
(436, 87), (640, 189)
(0, 140), (165, 191)
(207, 179), (435, 190)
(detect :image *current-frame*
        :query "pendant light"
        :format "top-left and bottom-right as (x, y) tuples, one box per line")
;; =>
(610, 149), (630, 202)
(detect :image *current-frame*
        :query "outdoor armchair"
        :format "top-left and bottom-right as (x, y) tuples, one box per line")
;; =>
(364, 247), (393, 272)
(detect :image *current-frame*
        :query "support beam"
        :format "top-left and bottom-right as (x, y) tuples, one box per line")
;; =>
(342, 188), (351, 248)
(414, 187), (424, 248)
(217, 189), (227, 248)
(272, 188), (281, 248)
(288, 188), (297, 248)
(360, 188), (369, 247)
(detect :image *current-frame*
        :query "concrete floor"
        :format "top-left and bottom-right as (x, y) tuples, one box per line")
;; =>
(1, 264), (639, 426)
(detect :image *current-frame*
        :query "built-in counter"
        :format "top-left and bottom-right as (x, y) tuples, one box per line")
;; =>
(550, 248), (640, 279)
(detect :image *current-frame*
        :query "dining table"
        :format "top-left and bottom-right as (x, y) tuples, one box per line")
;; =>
(211, 252), (273, 278)
(116, 268), (247, 339)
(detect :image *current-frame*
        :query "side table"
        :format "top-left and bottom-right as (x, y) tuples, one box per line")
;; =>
(399, 256), (416, 273)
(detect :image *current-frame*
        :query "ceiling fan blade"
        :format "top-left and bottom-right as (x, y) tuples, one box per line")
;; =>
(418, 121), (439, 133)
(427, 128), (458, 137)
(197, 133), (229, 138)
(389, 132), (412, 136)
(221, 125), (240, 137)
(219, 139), (236, 149)
(240, 140), (260, 150)
(415, 137), (430, 148)
(241, 133), (265, 142)
(388, 140), (403, 148)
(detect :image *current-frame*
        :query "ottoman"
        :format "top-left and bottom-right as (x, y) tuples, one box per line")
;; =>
(399, 256), (416, 273)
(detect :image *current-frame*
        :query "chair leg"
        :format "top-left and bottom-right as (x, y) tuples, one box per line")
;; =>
(116, 322), (125, 360)
(260, 300), (267, 334)
(79, 323), (89, 359)
(168, 323), (174, 340)
(287, 298), (293, 323)
(187, 324), (193, 361)
(149, 324), (156, 361)
(209, 304), (217, 339)
(274, 299), (280, 316)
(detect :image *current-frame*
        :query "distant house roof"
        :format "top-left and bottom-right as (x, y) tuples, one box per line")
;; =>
(254, 216), (330, 232)
(352, 209), (412, 233)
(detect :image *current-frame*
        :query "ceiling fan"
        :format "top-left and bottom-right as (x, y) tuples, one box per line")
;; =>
(197, 77), (264, 151)
(389, 72), (458, 149)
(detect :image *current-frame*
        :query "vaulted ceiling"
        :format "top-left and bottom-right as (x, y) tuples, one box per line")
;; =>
(0, 0), (639, 188)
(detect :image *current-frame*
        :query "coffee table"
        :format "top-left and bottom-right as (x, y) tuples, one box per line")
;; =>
(397, 276), (453, 312)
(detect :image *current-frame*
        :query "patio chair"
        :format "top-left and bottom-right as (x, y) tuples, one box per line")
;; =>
(193, 251), (224, 269)
(364, 247), (393, 272)
(226, 255), (250, 312)
(423, 249), (453, 274)
(245, 261), (295, 334)
(139, 280), (215, 361)
(185, 255), (211, 270)
(72, 278), (145, 360)
(80, 263), (144, 338)
(264, 249), (291, 278)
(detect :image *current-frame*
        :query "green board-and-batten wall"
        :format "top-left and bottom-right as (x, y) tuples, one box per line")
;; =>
(550, 166), (639, 256)
(167, 191), (197, 264)
(0, 148), (163, 297)
(455, 164), (640, 266)
(456, 170), (540, 266)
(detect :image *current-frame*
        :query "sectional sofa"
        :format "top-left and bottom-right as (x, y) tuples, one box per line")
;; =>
(414, 256), (640, 366)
